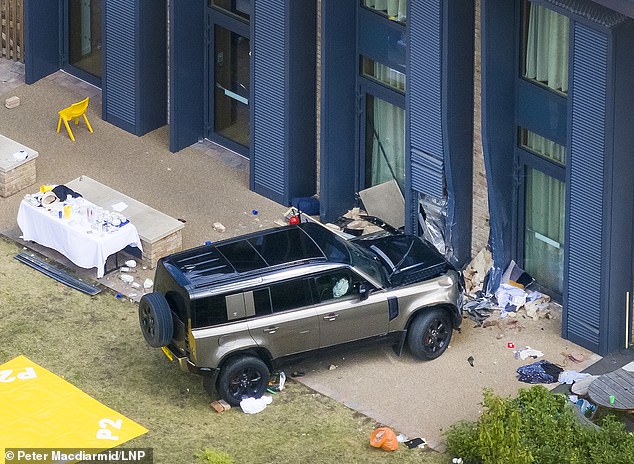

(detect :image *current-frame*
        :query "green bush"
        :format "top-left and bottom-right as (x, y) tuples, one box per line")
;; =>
(195, 448), (234, 464)
(445, 386), (634, 464)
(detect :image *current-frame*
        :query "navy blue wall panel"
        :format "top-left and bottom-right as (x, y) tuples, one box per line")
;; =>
(252, 0), (287, 203)
(480, 0), (516, 287)
(319, 0), (356, 222)
(104, 0), (137, 132)
(441, 0), (475, 267)
(139, 1), (167, 135)
(24, 0), (61, 84)
(565, 23), (608, 353)
(287, 0), (317, 201)
(408, 0), (444, 201)
(169, 0), (205, 152)
(606, 20), (634, 352)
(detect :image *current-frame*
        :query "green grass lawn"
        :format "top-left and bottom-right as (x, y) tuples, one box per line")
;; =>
(0, 237), (447, 464)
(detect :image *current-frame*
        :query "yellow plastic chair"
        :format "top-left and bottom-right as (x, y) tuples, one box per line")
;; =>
(56, 97), (93, 142)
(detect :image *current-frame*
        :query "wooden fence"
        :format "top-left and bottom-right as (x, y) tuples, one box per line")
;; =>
(0, 0), (23, 61)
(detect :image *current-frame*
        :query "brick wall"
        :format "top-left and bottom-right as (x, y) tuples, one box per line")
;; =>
(471, 0), (490, 256)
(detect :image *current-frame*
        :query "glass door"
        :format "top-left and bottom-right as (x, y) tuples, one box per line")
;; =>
(214, 26), (250, 150)
(208, 4), (251, 157)
(518, 129), (566, 298)
(65, 0), (103, 85)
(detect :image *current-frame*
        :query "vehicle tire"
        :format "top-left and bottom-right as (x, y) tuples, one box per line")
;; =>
(138, 292), (174, 348)
(407, 308), (453, 360)
(217, 356), (270, 407)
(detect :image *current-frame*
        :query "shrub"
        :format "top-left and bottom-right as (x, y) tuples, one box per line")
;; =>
(195, 448), (234, 464)
(445, 386), (634, 464)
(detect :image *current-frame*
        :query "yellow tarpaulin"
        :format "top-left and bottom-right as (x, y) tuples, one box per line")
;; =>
(0, 355), (148, 463)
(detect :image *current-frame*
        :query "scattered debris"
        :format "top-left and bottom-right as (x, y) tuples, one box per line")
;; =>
(328, 364), (337, 371)
(131, 282), (141, 289)
(566, 351), (585, 363)
(496, 284), (528, 314)
(463, 247), (493, 296)
(452, 458), (464, 464)
(240, 395), (272, 414)
(568, 395), (596, 416)
(404, 437), (427, 449)
(517, 360), (563, 384)
(290, 371), (305, 378)
(514, 346), (544, 361)
(5, 96), (20, 109)
(210, 400), (231, 413)
(143, 278), (153, 289)
(507, 342), (515, 349)
(120, 274), (134, 284)
(14, 252), (101, 295)
(267, 372), (286, 393)
(501, 260), (535, 288)
(125, 259), (137, 268)
(213, 222), (226, 233)
(559, 370), (593, 385)
(463, 297), (497, 325)
(571, 375), (599, 396)
(467, 356), (475, 367)
(369, 427), (399, 451)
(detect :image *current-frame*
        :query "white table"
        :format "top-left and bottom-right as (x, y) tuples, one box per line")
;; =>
(17, 199), (143, 278)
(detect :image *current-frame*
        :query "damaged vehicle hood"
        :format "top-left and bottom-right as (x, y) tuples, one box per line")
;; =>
(353, 234), (453, 288)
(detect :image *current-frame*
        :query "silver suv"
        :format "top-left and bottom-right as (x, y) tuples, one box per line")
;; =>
(139, 223), (463, 406)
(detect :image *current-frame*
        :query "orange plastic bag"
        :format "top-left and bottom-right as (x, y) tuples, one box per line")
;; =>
(369, 427), (399, 451)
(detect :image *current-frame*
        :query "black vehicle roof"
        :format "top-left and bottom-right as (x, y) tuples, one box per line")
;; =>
(161, 222), (352, 290)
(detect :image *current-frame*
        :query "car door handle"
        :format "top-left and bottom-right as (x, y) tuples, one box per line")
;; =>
(323, 314), (338, 322)
(263, 326), (279, 334)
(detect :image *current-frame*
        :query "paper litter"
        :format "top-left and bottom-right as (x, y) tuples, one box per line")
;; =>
(240, 395), (273, 414)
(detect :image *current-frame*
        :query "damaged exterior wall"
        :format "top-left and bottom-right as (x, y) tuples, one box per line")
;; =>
(472, 0), (490, 256)
(481, 0), (634, 354)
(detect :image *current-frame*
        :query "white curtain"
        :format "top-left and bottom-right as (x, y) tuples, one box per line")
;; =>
(372, 60), (406, 91)
(524, 2), (569, 93)
(364, 0), (407, 22)
(367, 60), (406, 191)
(525, 130), (565, 165)
(369, 96), (406, 191)
(524, 168), (565, 294)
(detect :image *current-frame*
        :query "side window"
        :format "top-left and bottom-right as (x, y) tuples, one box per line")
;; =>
(253, 288), (273, 317)
(315, 270), (363, 303)
(268, 279), (313, 313)
(192, 295), (227, 328)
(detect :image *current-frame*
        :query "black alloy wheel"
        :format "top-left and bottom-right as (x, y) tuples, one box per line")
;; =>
(407, 309), (453, 360)
(218, 357), (270, 406)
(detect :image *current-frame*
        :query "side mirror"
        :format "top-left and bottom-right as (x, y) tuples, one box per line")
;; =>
(359, 283), (370, 301)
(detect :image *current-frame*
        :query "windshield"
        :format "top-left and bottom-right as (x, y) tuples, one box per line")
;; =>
(344, 241), (388, 287)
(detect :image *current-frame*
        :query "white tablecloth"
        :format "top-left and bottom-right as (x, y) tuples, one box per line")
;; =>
(17, 200), (143, 278)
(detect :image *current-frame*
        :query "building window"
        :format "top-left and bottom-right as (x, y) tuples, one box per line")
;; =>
(362, 0), (407, 23)
(521, 1), (569, 94)
(524, 167), (565, 295)
(520, 128), (565, 165)
(365, 95), (406, 191)
(361, 57), (406, 92)
(211, 0), (250, 22)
